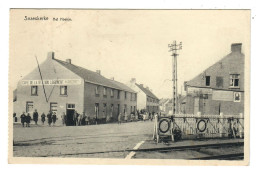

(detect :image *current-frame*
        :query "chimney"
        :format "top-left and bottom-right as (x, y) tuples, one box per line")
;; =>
(66, 59), (71, 64)
(231, 43), (242, 53)
(146, 86), (149, 90)
(47, 52), (55, 59)
(110, 77), (114, 80)
(140, 84), (144, 87)
(96, 70), (101, 75)
(130, 78), (136, 84)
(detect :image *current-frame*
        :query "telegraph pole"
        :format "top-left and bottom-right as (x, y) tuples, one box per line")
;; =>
(168, 41), (182, 117)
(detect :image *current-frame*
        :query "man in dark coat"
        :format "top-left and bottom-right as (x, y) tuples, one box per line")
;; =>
(73, 110), (78, 126)
(20, 112), (26, 127)
(33, 109), (39, 125)
(41, 112), (46, 125)
(52, 112), (57, 126)
(25, 113), (31, 127)
(47, 111), (52, 126)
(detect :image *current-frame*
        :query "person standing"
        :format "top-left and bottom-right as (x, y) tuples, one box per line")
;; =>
(61, 112), (66, 126)
(25, 113), (31, 127)
(124, 112), (128, 122)
(86, 114), (90, 125)
(41, 112), (46, 125)
(52, 112), (57, 126)
(78, 113), (83, 126)
(33, 109), (39, 125)
(118, 113), (122, 124)
(20, 112), (26, 127)
(73, 111), (78, 126)
(47, 111), (52, 127)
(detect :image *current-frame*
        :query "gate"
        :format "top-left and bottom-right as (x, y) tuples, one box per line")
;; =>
(153, 113), (244, 142)
(173, 113), (244, 139)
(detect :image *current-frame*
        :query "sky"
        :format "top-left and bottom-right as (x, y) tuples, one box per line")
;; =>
(9, 10), (250, 98)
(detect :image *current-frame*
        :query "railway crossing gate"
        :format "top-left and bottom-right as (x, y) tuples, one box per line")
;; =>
(153, 115), (174, 143)
(153, 113), (244, 143)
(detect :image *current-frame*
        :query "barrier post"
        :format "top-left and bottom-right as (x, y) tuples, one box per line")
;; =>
(171, 120), (175, 142)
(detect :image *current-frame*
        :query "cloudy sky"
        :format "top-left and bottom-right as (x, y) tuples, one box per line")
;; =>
(10, 10), (250, 98)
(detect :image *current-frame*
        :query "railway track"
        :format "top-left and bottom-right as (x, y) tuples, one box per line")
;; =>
(46, 141), (244, 160)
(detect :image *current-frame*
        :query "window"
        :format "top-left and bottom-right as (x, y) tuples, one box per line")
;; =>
(50, 102), (58, 115)
(26, 101), (33, 113)
(31, 86), (38, 95)
(130, 93), (133, 101)
(95, 86), (99, 97)
(125, 91), (127, 100)
(67, 104), (75, 109)
(103, 87), (107, 96)
(230, 74), (240, 87)
(117, 90), (120, 99)
(216, 76), (223, 88)
(60, 86), (67, 95)
(103, 103), (107, 116)
(111, 89), (114, 98)
(205, 76), (210, 86)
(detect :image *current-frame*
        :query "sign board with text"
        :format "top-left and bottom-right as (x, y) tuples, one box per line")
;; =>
(21, 79), (82, 86)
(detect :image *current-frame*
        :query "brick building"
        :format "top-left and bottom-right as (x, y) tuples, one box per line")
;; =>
(184, 43), (244, 115)
(13, 52), (137, 125)
(127, 78), (159, 113)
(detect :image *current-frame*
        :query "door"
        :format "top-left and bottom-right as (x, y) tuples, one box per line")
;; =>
(117, 104), (120, 116)
(194, 97), (200, 115)
(66, 104), (75, 126)
(95, 103), (99, 120)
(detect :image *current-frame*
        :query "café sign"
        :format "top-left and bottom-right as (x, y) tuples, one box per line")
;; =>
(21, 79), (81, 86)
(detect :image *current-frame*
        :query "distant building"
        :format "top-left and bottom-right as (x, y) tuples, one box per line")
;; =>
(159, 98), (170, 112)
(127, 78), (159, 113)
(13, 52), (137, 125)
(159, 95), (186, 115)
(184, 43), (244, 115)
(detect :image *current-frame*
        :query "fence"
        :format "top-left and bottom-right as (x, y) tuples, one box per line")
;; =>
(172, 113), (244, 140)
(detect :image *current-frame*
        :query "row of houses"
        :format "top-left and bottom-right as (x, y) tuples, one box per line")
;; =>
(160, 43), (244, 116)
(13, 52), (159, 124)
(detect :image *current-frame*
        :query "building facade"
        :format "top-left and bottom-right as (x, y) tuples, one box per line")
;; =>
(127, 78), (159, 113)
(184, 43), (244, 115)
(13, 52), (137, 124)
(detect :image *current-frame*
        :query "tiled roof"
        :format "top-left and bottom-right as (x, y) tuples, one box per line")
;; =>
(54, 58), (136, 93)
(135, 83), (159, 100)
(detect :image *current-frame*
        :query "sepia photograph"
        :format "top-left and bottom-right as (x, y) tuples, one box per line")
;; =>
(8, 9), (250, 165)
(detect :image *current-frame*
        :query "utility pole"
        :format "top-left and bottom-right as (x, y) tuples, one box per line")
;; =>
(168, 41), (182, 117)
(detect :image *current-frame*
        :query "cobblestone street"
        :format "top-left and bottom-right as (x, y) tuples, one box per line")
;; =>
(13, 121), (154, 158)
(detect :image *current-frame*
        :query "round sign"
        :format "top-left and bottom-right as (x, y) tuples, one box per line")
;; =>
(197, 119), (207, 132)
(159, 119), (170, 133)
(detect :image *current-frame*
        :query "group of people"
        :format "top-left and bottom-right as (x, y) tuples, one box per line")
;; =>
(71, 110), (91, 126)
(20, 109), (57, 127)
(20, 112), (32, 127)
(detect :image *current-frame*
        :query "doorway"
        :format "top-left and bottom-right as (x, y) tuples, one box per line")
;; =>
(66, 104), (75, 126)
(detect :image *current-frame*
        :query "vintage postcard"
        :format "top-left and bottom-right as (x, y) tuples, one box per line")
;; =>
(9, 9), (250, 165)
